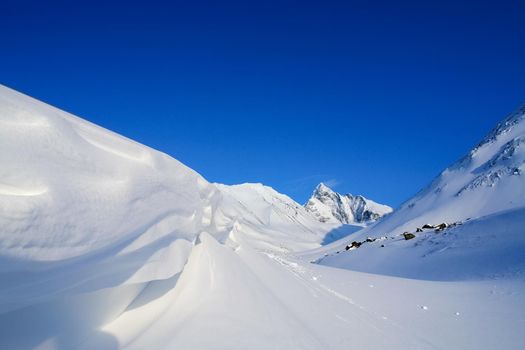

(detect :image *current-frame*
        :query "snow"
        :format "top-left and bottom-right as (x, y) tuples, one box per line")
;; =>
(358, 105), (525, 241)
(0, 84), (215, 314)
(214, 183), (339, 251)
(1, 84), (524, 349)
(315, 207), (525, 280)
(304, 182), (392, 224)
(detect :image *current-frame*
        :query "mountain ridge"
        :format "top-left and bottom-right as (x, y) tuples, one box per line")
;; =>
(304, 182), (392, 224)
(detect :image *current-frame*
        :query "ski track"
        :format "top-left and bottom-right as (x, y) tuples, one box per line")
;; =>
(261, 250), (441, 349)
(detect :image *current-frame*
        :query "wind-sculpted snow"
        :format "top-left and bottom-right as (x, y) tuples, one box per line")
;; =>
(0, 86), (224, 313)
(0, 85), (333, 312)
(0, 85), (352, 349)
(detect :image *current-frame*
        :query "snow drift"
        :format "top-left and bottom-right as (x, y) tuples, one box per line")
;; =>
(0, 85), (344, 349)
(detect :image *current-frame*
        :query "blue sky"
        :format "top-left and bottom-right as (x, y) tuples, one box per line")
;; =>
(1, 0), (524, 206)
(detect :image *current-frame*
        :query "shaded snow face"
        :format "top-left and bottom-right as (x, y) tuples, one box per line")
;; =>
(304, 182), (392, 225)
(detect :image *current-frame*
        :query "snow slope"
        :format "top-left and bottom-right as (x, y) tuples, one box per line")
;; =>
(315, 206), (525, 280)
(1, 85), (524, 349)
(305, 182), (392, 224)
(365, 104), (524, 237)
(314, 105), (525, 280)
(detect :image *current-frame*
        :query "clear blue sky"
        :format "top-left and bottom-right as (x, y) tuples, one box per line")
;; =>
(1, 0), (524, 207)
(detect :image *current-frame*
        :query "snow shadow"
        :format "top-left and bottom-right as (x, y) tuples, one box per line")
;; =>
(126, 272), (180, 311)
(0, 282), (142, 349)
(321, 224), (364, 245)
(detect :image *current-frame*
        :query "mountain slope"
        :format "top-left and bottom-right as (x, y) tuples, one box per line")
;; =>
(314, 104), (525, 280)
(376, 104), (525, 234)
(305, 182), (392, 224)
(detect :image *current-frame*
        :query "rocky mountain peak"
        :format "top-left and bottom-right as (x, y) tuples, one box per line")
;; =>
(305, 183), (392, 225)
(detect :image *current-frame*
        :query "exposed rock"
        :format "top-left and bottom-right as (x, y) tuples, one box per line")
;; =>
(435, 223), (448, 232)
(403, 232), (416, 240)
(345, 241), (363, 250)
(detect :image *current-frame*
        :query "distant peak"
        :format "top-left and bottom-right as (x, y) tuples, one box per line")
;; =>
(315, 182), (334, 193)
(306, 183), (392, 224)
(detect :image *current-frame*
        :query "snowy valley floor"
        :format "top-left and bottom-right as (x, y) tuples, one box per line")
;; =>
(2, 232), (524, 350)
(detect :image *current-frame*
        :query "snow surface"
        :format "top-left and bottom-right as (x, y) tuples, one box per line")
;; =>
(1, 84), (524, 349)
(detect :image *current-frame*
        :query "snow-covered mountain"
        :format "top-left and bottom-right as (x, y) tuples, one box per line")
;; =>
(1, 84), (524, 350)
(304, 182), (392, 224)
(212, 182), (341, 252)
(356, 103), (524, 237)
(314, 104), (525, 281)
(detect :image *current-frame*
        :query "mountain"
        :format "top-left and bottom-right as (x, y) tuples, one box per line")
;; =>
(1, 85), (524, 350)
(352, 103), (524, 237)
(212, 182), (341, 251)
(314, 104), (525, 280)
(304, 182), (392, 224)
